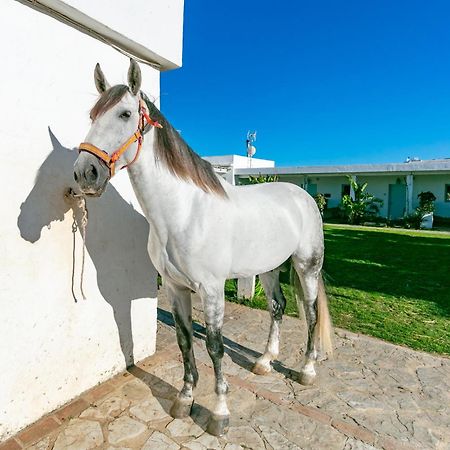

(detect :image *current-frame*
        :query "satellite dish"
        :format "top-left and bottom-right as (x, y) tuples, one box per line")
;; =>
(246, 130), (257, 158)
(247, 145), (256, 157)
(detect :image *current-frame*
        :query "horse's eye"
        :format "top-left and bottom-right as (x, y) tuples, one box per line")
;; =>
(120, 110), (131, 119)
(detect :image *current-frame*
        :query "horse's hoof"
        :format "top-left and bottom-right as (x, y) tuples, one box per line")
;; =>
(252, 361), (271, 375)
(170, 398), (193, 418)
(298, 371), (316, 386)
(207, 414), (229, 437)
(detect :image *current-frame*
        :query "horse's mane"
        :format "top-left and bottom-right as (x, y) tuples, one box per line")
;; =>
(90, 86), (227, 198)
(90, 85), (129, 121)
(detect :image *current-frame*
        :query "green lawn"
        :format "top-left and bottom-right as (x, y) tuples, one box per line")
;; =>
(225, 224), (450, 355)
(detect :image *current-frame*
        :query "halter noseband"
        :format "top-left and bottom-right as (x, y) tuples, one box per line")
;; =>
(78, 98), (162, 177)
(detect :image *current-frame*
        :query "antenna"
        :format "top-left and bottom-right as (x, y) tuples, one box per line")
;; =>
(246, 130), (257, 167)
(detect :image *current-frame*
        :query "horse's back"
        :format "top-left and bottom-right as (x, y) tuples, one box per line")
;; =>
(228, 181), (319, 225)
(222, 182), (323, 277)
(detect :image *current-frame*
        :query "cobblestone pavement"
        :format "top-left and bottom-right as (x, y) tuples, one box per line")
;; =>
(4, 289), (450, 450)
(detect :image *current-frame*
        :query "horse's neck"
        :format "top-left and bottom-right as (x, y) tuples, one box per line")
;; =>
(127, 133), (195, 232)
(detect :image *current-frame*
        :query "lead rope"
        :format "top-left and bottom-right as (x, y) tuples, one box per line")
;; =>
(67, 190), (88, 302)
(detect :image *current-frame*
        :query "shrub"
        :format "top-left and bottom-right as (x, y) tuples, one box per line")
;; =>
(403, 212), (422, 229)
(417, 191), (436, 216)
(313, 193), (327, 215)
(248, 174), (279, 184)
(340, 176), (383, 224)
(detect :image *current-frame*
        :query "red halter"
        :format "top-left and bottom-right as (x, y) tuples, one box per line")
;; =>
(78, 98), (162, 177)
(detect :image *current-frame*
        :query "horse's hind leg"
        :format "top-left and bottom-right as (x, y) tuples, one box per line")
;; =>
(291, 262), (320, 385)
(253, 269), (286, 375)
(198, 283), (229, 437)
(292, 257), (333, 385)
(167, 281), (199, 418)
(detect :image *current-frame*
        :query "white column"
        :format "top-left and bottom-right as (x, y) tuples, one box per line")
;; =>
(303, 176), (308, 191)
(350, 175), (357, 200)
(406, 174), (414, 215)
(226, 165), (235, 185)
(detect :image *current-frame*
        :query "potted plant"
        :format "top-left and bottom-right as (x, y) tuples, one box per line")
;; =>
(417, 191), (436, 229)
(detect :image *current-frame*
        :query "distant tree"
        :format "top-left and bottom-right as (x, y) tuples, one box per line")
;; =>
(247, 173), (279, 184)
(340, 176), (383, 224)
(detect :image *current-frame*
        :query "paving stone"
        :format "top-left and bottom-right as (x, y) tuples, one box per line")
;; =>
(181, 444), (203, 450)
(343, 437), (378, 449)
(223, 445), (244, 450)
(129, 396), (171, 422)
(183, 433), (221, 450)
(26, 436), (50, 450)
(80, 396), (130, 420)
(286, 412), (346, 450)
(105, 447), (132, 450)
(227, 387), (257, 420)
(226, 426), (265, 449)
(17, 417), (60, 446)
(83, 381), (116, 404)
(120, 379), (153, 403)
(258, 425), (301, 449)
(53, 419), (103, 450)
(336, 390), (386, 410)
(166, 418), (204, 438)
(416, 367), (450, 400)
(55, 398), (89, 422)
(343, 412), (400, 442)
(141, 431), (180, 450)
(107, 416), (147, 446)
(0, 439), (22, 450)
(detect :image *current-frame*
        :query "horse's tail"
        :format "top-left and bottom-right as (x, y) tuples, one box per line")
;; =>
(316, 274), (333, 357)
(291, 266), (333, 357)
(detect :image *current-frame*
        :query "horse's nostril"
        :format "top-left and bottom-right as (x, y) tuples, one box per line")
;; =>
(73, 171), (78, 182)
(84, 164), (99, 183)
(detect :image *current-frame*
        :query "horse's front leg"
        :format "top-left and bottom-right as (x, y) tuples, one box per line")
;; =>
(199, 283), (229, 437)
(167, 281), (199, 418)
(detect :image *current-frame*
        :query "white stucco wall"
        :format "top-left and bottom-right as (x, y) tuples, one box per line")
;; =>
(64, 0), (184, 67)
(204, 155), (275, 170)
(274, 174), (348, 209)
(413, 174), (450, 217)
(357, 175), (406, 218)
(0, 1), (182, 441)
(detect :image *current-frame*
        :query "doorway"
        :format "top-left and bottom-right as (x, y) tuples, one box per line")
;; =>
(388, 183), (406, 219)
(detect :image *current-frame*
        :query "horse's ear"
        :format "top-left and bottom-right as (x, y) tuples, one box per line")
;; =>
(94, 63), (110, 94)
(128, 59), (142, 95)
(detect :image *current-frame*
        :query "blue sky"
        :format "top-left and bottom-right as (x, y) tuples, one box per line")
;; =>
(161, 1), (450, 166)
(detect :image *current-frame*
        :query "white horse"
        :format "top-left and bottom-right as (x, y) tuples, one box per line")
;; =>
(74, 59), (333, 436)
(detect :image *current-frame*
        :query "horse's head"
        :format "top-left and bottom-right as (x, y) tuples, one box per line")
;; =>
(74, 59), (143, 197)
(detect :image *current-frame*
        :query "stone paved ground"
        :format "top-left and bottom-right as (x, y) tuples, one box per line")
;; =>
(3, 289), (450, 450)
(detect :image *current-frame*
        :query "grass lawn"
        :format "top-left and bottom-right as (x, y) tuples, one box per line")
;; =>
(225, 224), (450, 355)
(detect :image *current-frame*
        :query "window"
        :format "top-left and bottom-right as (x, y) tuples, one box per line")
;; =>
(341, 184), (350, 198)
(445, 184), (450, 202)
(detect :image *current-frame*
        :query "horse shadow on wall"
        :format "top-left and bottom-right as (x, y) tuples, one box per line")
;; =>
(17, 128), (158, 367)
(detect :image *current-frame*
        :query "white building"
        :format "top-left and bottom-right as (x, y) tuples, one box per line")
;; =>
(0, 0), (184, 441)
(204, 155), (275, 185)
(206, 156), (450, 219)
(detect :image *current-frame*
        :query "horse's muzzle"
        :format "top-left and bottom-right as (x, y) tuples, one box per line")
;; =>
(73, 154), (110, 197)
